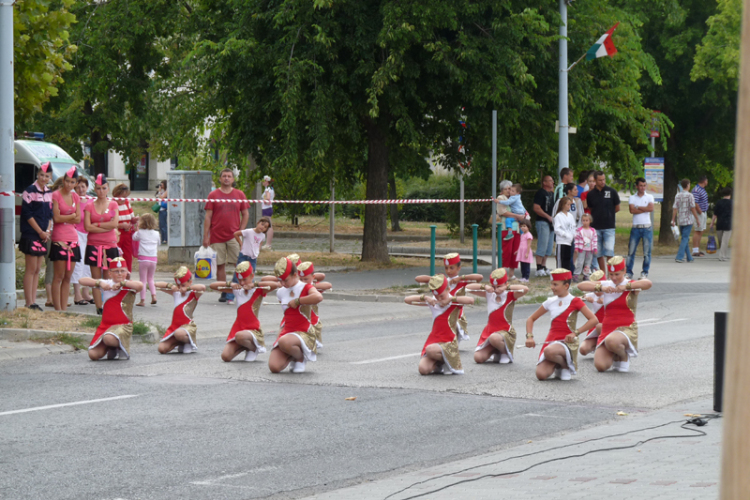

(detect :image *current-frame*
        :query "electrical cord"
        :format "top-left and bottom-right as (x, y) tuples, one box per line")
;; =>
(384, 413), (721, 500)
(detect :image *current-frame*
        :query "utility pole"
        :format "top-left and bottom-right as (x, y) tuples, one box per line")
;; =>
(0, 0), (16, 311)
(491, 110), (497, 270)
(558, 0), (569, 178)
(720, 0), (750, 496)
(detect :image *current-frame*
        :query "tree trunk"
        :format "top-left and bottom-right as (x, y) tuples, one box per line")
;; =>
(658, 137), (679, 245)
(388, 173), (401, 232)
(84, 100), (108, 176)
(361, 118), (390, 262)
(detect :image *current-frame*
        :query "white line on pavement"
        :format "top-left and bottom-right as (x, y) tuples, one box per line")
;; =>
(639, 318), (688, 327)
(0, 395), (139, 417)
(349, 353), (420, 365)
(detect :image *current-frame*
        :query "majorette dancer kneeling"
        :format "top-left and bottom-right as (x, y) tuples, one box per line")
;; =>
(269, 257), (323, 373)
(155, 266), (206, 354)
(79, 257), (143, 360)
(405, 274), (475, 375)
(525, 268), (599, 380)
(577, 256), (652, 372)
(467, 268), (529, 365)
(415, 253), (482, 342)
(211, 261), (280, 362)
(578, 270), (606, 357)
(297, 261), (332, 350)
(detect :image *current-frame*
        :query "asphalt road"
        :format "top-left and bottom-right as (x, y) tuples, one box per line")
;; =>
(0, 255), (729, 499)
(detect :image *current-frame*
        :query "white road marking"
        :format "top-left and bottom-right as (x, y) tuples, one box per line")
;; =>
(0, 395), (138, 417)
(192, 467), (278, 486)
(350, 353), (420, 365)
(639, 318), (688, 327)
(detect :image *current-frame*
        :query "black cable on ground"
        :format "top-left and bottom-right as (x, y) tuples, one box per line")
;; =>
(384, 413), (721, 500)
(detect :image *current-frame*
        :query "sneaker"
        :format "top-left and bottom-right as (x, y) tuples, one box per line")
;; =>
(315, 340), (324, 350)
(458, 332), (470, 342)
(639, 272), (648, 279)
(292, 360), (306, 373)
(675, 259), (685, 263)
(182, 343), (194, 354)
(227, 300), (235, 305)
(583, 265), (591, 275)
(572, 276), (580, 283)
(535, 269), (543, 277)
(541, 269), (549, 276)
(218, 293), (227, 303)
(498, 353), (511, 364)
(244, 350), (257, 362)
(625, 273), (633, 280)
(613, 360), (630, 372)
(559, 368), (572, 381)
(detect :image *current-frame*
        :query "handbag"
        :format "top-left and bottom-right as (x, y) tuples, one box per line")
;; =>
(706, 230), (717, 254)
(151, 202), (161, 213)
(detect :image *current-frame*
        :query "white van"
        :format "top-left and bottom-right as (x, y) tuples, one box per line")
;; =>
(14, 139), (95, 242)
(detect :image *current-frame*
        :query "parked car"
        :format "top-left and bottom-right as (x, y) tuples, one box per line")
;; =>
(14, 139), (95, 242)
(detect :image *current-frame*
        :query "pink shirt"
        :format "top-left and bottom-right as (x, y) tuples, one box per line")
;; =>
(75, 198), (91, 233)
(51, 191), (80, 243)
(516, 231), (534, 264)
(85, 200), (119, 247)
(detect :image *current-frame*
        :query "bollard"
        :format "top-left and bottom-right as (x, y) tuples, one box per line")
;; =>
(472, 224), (478, 273)
(496, 223), (503, 269)
(715, 311), (728, 413)
(429, 225), (437, 276)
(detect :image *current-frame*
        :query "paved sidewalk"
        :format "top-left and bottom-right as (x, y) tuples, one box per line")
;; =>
(304, 398), (721, 500)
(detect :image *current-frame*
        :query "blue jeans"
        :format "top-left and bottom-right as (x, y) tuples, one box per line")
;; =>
(158, 209), (168, 243)
(626, 227), (653, 275)
(227, 253), (257, 301)
(535, 221), (554, 257)
(595, 228), (616, 259)
(676, 225), (694, 262)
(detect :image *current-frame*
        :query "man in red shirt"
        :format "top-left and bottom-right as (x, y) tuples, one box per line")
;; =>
(203, 169), (250, 303)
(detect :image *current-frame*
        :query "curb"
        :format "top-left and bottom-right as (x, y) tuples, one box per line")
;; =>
(0, 328), (159, 344)
(323, 292), (404, 303)
(388, 245), (494, 256)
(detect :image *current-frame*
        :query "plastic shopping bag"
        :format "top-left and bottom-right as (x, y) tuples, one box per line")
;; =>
(194, 246), (217, 279)
(706, 232), (717, 254)
(671, 224), (680, 240)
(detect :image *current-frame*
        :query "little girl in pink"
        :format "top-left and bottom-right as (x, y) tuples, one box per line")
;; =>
(515, 220), (534, 282)
(133, 213), (161, 306)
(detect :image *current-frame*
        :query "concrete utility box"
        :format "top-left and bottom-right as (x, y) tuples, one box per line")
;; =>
(167, 170), (213, 263)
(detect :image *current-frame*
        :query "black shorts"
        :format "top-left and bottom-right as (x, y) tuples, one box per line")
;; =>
(18, 237), (49, 257)
(49, 241), (82, 263)
(84, 245), (121, 269)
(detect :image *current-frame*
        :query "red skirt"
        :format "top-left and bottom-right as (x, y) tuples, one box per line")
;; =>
(118, 230), (134, 271)
(501, 230), (520, 269)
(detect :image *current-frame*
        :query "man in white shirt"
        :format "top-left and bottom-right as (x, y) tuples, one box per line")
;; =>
(626, 177), (654, 279)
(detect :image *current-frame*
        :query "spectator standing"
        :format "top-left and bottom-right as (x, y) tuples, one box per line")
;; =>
(112, 184), (137, 272)
(710, 187), (733, 261)
(19, 162), (53, 311)
(581, 172), (596, 214)
(554, 167), (574, 203)
(532, 175), (555, 276)
(552, 183), (584, 227)
(233, 217), (271, 273)
(261, 175), (275, 250)
(203, 168), (250, 304)
(626, 177), (654, 279)
(553, 197), (576, 272)
(585, 171), (621, 276)
(671, 179), (699, 263)
(71, 177), (94, 305)
(691, 176), (709, 256)
(157, 180), (168, 244)
(134, 213), (161, 307)
(576, 170), (591, 199)
(497, 180), (525, 278)
(84, 174), (120, 314)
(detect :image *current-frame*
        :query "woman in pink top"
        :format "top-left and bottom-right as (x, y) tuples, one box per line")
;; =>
(50, 167), (82, 311)
(72, 177), (94, 305)
(84, 174), (120, 314)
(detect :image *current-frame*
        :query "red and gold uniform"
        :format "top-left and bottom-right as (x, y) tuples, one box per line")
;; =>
(422, 301), (464, 374)
(273, 281), (318, 362)
(583, 293), (605, 341)
(227, 287), (269, 353)
(88, 280), (136, 359)
(161, 290), (200, 351)
(444, 253), (470, 341)
(475, 290), (518, 362)
(537, 294), (586, 374)
(597, 279), (639, 358)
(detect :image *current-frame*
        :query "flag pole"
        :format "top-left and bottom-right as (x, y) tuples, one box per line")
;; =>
(567, 52), (587, 72)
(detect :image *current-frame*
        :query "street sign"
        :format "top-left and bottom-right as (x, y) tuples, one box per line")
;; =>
(644, 157), (664, 202)
(650, 111), (661, 138)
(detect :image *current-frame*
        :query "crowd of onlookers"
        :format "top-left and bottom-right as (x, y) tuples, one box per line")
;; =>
(494, 168), (733, 282)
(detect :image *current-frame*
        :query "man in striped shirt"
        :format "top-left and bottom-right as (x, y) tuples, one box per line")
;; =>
(691, 176), (709, 257)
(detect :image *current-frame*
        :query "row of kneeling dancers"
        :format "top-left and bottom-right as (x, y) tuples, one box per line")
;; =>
(81, 252), (650, 380)
(406, 254), (651, 380)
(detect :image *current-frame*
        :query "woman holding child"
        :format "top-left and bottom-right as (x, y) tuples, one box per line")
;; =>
(493, 180), (528, 280)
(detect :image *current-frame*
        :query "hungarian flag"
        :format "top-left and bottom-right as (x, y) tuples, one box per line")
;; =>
(586, 22), (620, 61)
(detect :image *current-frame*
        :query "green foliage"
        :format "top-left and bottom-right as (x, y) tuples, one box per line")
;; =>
(13, 0), (77, 124)
(55, 333), (88, 350)
(132, 320), (152, 336)
(399, 175), (454, 222)
(692, 0), (742, 92)
(80, 315), (101, 329)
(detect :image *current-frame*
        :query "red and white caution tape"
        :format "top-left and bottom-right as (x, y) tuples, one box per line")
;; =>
(1, 191), (492, 204)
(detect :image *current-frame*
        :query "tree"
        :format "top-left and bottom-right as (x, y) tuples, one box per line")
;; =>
(636, 0), (738, 243)
(13, 0), (76, 125)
